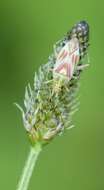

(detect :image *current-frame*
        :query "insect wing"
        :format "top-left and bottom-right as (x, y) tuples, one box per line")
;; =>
(54, 38), (80, 80)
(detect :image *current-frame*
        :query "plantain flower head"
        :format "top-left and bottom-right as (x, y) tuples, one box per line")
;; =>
(16, 20), (90, 147)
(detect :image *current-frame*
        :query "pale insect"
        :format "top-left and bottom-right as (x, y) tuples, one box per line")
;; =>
(53, 37), (80, 80)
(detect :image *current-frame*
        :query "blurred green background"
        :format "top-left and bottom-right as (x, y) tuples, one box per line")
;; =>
(0, 0), (104, 189)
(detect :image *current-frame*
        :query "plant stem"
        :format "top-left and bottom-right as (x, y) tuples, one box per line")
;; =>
(17, 143), (42, 190)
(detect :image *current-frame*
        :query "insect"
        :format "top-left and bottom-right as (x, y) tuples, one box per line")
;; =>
(53, 21), (89, 80)
(53, 37), (79, 80)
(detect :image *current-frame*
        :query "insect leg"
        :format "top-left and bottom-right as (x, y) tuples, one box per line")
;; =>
(77, 64), (89, 71)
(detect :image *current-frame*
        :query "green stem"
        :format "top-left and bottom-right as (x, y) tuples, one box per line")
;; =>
(17, 144), (42, 190)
